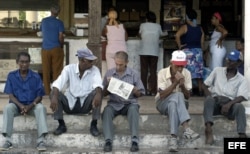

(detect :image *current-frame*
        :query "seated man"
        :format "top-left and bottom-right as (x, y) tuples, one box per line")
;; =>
(203, 50), (248, 145)
(0, 52), (48, 151)
(156, 50), (199, 152)
(102, 51), (145, 152)
(50, 48), (103, 136)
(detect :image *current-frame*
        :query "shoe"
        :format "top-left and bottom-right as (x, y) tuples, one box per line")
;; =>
(130, 141), (139, 152)
(183, 128), (200, 139)
(205, 126), (214, 145)
(53, 125), (67, 135)
(0, 141), (13, 151)
(104, 141), (112, 152)
(90, 124), (100, 137)
(37, 141), (46, 151)
(169, 137), (178, 152)
(239, 133), (248, 138)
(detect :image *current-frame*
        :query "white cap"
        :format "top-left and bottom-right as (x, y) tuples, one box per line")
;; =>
(171, 50), (187, 66)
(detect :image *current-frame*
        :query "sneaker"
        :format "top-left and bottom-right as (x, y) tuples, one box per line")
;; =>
(169, 137), (178, 152)
(183, 128), (200, 139)
(53, 125), (67, 135)
(0, 141), (13, 151)
(37, 141), (46, 151)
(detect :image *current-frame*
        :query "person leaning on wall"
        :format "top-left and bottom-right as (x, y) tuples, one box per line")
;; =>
(40, 4), (65, 95)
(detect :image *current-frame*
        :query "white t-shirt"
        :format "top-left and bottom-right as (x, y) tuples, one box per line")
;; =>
(139, 22), (165, 56)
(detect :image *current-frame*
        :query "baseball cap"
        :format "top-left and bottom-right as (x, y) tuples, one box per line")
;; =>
(171, 50), (187, 66)
(227, 50), (240, 61)
(76, 48), (97, 60)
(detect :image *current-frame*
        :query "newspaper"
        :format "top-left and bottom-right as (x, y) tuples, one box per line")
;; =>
(107, 77), (134, 100)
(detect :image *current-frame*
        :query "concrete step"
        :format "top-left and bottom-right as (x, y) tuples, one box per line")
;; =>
(0, 130), (239, 149)
(0, 116), (248, 149)
(1, 114), (249, 133)
(0, 146), (224, 154)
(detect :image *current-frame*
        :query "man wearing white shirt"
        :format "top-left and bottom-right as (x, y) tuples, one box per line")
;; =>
(50, 48), (103, 136)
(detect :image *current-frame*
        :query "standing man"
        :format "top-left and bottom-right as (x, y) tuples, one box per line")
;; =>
(156, 50), (199, 152)
(0, 52), (48, 151)
(50, 48), (103, 137)
(102, 51), (145, 152)
(203, 50), (248, 145)
(41, 4), (65, 95)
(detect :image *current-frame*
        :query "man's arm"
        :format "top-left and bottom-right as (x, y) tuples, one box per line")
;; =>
(59, 32), (64, 48)
(221, 96), (246, 115)
(159, 80), (178, 99)
(9, 94), (25, 114)
(103, 85), (110, 97)
(50, 87), (60, 112)
(92, 87), (102, 108)
(179, 79), (190, 99)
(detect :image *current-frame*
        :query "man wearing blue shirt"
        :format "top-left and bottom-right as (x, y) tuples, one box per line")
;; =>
(41, 4), (65, 95)
(0, 52), (48, 152)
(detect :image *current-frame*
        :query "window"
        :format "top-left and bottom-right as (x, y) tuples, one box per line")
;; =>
(0, 10), (50, 28)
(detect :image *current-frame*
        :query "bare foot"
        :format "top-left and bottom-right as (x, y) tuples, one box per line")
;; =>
(205, 126), (214, 145)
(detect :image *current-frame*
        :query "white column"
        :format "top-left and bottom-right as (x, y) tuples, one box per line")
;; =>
(243, 0), (250, 113)
(25, 11), (38, 27)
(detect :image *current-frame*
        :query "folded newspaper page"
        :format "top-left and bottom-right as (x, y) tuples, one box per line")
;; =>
(107, 77), (134, 100)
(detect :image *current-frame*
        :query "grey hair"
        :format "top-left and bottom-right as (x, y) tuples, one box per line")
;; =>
(115, 51), (128, 62)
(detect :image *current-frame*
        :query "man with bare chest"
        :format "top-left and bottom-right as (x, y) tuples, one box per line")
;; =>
(203, 50), (249, 145)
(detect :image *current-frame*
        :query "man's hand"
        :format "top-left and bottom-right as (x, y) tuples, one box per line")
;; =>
(132, 87), (142, 97)
(175, 71), (184, 84)
(20, 104), (34, 115)
(20, 104), (26, 115)
(50, 96), (58, 112)
(221, 102), (232, 115)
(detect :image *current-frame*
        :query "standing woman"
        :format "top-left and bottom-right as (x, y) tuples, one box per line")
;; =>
(102, 10), (128, 70)
(209, 12), (228, 70)
(175, 9), (205, 96)
(138, 11), (167, 96)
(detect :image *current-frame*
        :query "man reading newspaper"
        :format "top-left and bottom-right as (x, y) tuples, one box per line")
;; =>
(102, 51), (145, 152)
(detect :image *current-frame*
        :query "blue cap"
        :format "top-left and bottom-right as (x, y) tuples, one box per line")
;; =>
(76, 48), (97, 60)
(227, 50), (240, 61)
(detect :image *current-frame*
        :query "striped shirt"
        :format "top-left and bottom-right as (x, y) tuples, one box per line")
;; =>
(103, 67), (145, 111)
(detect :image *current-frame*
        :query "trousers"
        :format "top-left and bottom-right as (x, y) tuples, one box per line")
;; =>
(2, 103), (48, 143)
(53, 90), (101, 120)
(156, 92), (190, 135)
(42, 47), (64, 95)
(102, 104), (139, 143)
(203, 96), (246, 133)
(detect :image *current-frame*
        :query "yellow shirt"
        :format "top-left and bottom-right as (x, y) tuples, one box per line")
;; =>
(155, 66), (192, 101)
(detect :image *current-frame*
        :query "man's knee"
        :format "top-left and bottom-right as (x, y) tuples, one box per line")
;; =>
(35, 104), (46, 112)
(233, 103), (245, 113)
(102, 105), (114, 118)
(204, 96), (215, 107)
(128, 104), (139, 113)
(4, 103), (16, 112)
